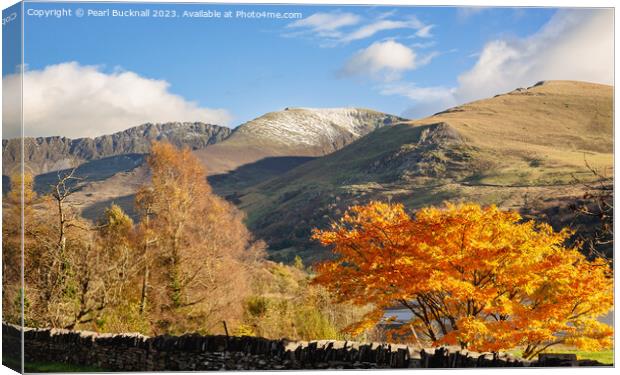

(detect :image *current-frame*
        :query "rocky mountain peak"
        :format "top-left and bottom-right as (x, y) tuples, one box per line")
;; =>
(232, 108), (406, 149)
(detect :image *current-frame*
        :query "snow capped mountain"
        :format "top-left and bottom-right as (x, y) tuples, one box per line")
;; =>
(193, 107), (406, 189)
(233, 107), (406, 148)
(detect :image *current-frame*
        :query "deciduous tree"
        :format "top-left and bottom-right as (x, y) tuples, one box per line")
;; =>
(312, 201), (613, 358)
(2, 172), (35, 324)
(136, 141), (263, 334)
(570, 161), (613, 260)
(3, 169), (137, 330)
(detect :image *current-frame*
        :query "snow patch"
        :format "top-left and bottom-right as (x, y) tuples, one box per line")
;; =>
(236, 108), (391, 147)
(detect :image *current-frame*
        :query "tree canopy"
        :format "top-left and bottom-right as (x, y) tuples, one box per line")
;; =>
(312, 201), (613, 359)
(134, 141), (264, 334)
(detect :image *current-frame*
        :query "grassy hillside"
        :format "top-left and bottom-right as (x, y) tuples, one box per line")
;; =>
(235, 81), (613, 262)
(428, 80), (612, 186)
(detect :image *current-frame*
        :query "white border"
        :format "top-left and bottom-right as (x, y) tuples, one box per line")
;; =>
(0, 1), (617, 375)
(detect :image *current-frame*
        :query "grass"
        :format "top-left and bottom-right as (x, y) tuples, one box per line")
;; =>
(506, 348), (614, 365)
(573, 350), (615, 364)
(3, 356), (107, 373)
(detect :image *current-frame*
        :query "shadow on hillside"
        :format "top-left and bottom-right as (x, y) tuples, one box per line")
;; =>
(79, 156), (315, 223)
(208, 156), (316, 199)
(81, 193), (138, 223)
(2, 174), (10, 195)
(33, 154), (146, 195)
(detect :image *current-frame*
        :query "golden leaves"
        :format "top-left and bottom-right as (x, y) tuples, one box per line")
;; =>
(312, 201), (613, 355)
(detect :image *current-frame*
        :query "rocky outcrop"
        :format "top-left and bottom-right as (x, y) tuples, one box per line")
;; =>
(2, 122), (231, 175)
(366, 122), (477, 182)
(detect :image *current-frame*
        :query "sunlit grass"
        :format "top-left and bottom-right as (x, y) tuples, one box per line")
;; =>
(506, 348), (614, 365)
(572, 350), (614, 364)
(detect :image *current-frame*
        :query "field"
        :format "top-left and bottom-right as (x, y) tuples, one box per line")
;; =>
(2, 356), (106, 373)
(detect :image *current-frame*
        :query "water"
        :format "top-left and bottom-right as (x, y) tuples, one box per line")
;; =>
(383, 308), (615, 326)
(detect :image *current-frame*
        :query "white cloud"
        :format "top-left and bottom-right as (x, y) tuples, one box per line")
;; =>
(382, 9), (614, 119)
(286, 12), (433, 46)
(2, 62), (232, 139)
(415, 24), (434, 38)
(340, 40), (416, 81)
(340, 17), (425, 43)
(381, 83), (457, 118)
(456, 9), (613, 101)
(416, 51), (440, 67)
(287, 12), (361, 38)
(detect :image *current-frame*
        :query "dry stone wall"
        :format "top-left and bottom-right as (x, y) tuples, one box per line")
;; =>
(1, 323), (605, 370)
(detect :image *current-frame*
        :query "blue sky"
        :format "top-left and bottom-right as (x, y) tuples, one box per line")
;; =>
(4, 2), (613, 138)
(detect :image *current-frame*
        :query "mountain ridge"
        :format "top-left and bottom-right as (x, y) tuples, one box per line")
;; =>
(234, 107), (404, 147)
(195, 108), (407, 177)
(2, 122), (232, 176)
(13, 107), (405, 222)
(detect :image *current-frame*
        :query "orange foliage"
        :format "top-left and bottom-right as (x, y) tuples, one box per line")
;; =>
(135, 141), (264, 334)
(312, 201), (613, 358)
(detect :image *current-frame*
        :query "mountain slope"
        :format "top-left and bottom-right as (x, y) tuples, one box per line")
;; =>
(198, 108), (405, 195)
(235, 81), (613, 262)
(2, 122), (232, 176)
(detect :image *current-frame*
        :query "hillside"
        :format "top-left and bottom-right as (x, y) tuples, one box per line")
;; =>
(198, 108), (405, 195)
(2, 122), (232, 176)
(235, 81), (613, 262)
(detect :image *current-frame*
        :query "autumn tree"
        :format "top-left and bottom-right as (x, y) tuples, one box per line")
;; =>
(2, 172), (36, 324)
(312, 201), (613, 359)
(96, 205), (136, 304)
(2, 168), (136, 330)
(570, 161), (613, 260)
(135, 141), (264, 334)
(4, 143), (265, 335)
(91, 204), (148, 332)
